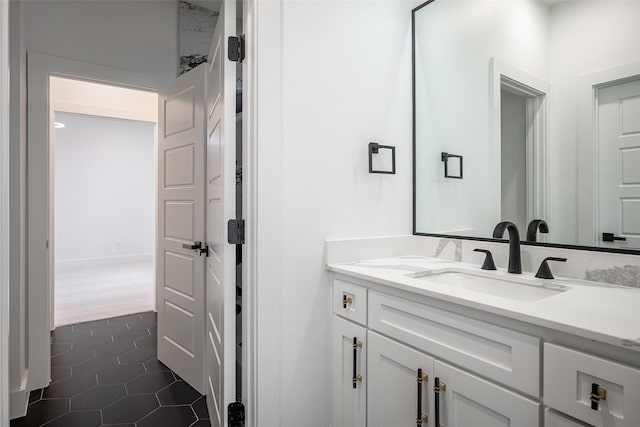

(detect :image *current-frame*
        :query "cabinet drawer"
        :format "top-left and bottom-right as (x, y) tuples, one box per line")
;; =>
(368, 291), (540, 396)
(545, 408), (590, 427)
(544, 343), (640, 427)
(333, 279), (367, 326)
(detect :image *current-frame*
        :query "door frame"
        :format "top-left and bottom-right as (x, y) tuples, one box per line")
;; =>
(26, 52), (159, 390)
(490, 58), (551, 239)
(578, 61), (640, 246)
(1, 0), (11, 424)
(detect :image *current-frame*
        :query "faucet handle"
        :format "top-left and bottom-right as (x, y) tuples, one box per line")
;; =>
(535, 257), (567, 279)
(473, 249), (497, 271)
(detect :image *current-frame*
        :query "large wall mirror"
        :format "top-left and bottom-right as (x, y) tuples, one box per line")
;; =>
(413, 0), (640, 253)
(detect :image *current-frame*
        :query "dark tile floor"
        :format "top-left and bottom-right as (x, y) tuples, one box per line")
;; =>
(11, 311), (211, 427)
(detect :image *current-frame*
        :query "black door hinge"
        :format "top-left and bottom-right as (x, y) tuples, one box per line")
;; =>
(228, 35), (245, 63)
(228, 402), (245, 427)
(228, 219), (245, 245)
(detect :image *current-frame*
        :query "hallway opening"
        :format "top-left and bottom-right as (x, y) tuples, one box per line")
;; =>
(49, 77), (158, 327)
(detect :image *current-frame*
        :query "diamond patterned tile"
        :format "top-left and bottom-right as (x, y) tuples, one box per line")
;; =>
(97, 363), (145, 385)
(50, 366), (72, 384)
(72, 356), (118, 376)
(107, 313), (142, 325)
(134, 333), (157, 348)
(125, 370), (175, 394)
(41, 409), (102, 427)
(9, 398), (69, 426)
(112, 327), (150, 342)
(157, 381), (201, 406)
(50, 348), (94, 366)
(191, 396), (209, 419)
(71, 318), (108, 333)
(90, 323), (129, 337)
(42, 374), (97, 398)
(137, 406), (196, 427)
(143, 359), (170, 372)
(18, 312), (210, 427)
(71, 335), (112, 351)
(51, 342), (72, 357)
(101, 394), (159, 424)
(118, 346), (156, 364)
(51, 326), (91, 343)
(28, 389), (42, 405)
(94, 340), (135, 357)
(71, 384), (127, 410)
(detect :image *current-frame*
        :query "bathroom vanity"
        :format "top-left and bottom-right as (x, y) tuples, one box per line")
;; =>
(326, 238), (640, 427)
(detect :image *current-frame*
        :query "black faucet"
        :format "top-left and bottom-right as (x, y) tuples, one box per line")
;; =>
(526, 219), (549, 242)
(492, 221), (522, 274)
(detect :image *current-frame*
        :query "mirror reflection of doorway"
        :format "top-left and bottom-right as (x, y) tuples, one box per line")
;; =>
(498, 74), (548, 240)
(51, 77), (158, 327)
(597, 76), (640, 249)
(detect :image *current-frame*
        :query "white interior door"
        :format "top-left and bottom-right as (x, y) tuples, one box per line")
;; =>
(205, 0), (237, 425)
(598, 77), (640, 248)
(157, 65), (206, 393)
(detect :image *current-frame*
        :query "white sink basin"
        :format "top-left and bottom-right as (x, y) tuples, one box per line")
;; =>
(413, 271), (569, 302)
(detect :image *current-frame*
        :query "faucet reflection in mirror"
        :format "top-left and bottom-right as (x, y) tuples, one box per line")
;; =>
(413, 0), (640, 253)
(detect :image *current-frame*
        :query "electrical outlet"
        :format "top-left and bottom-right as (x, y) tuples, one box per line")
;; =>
(116, 241), (122, 250)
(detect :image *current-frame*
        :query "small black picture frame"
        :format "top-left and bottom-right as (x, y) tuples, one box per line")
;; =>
(441, 152), (463, 179)
(369, 142), (396, 174)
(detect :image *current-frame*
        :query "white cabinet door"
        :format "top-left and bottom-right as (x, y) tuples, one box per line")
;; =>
(332, 317), (366, 427)
(367, 332), (434, 427)
(157, 64), (207, 393)
(435, 360), (539, 427)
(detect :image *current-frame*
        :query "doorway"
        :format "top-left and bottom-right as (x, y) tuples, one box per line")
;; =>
(49, 77), (158, 327)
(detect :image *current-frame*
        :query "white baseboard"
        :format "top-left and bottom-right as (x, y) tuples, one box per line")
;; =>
(56, 253), (153, 267)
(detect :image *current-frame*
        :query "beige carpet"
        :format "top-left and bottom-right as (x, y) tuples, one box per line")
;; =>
(55, 255), (155, 327)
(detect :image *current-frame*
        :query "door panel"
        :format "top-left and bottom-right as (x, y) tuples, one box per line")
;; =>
(157, 65), (206, 393)
(436, 360), (539, 427)
(332, 317), (366, 427)
(367, 331), (434, 427)
(598, 78), (640, 248)
(205, 0), (237, 425)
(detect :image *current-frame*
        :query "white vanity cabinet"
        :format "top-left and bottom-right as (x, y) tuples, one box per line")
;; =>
(330, 275), (640, 427)
(332, 316), (367, 427)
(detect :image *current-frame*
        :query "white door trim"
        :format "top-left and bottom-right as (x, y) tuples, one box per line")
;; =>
(26, 52), (159, 390)
(1, 1), (11, 424)
(490, 58), (551, 238)
(243, 0), (257, 424)
(578, 61), (640, 246)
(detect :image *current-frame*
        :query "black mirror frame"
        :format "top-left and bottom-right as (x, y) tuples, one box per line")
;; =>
(410, 0), (640, 256)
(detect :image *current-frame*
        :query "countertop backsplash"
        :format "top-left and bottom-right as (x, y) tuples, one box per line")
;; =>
(325, 235), (640, 288)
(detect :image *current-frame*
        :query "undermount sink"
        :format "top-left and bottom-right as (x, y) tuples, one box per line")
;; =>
(413, 271), (569, 302)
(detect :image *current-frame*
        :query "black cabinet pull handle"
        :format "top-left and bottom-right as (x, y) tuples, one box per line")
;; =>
(352, 337), (362, 388)
(416, 369), (428, 424)
(434, 377), (446, 426)
(343, 294), (353, 309)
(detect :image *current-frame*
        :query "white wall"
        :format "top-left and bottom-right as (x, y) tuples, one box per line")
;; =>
(414, 0), (549, 237)
(54, 113), (155, 262)
(548, 1), (640, 244)
(9, 1), (175, 415)
(501, 90), (527, 232)
(254, 1), (414, 425)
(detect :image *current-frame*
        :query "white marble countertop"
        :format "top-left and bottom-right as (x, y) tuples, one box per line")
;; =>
(327, 255), (640, 353)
